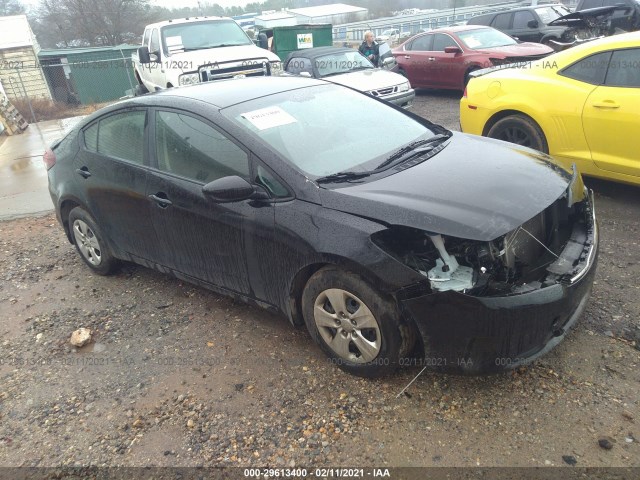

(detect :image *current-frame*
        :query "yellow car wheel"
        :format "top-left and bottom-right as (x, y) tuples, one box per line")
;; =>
(487, 114), (548, 154)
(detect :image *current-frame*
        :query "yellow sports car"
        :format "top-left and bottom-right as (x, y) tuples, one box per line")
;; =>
(460, 31), (640, 186)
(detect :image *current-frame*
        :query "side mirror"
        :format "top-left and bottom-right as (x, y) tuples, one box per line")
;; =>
(382, 57), (396, 67)
(202, 176), (267, 203)
(138, 46), (151, 64)
(444, 46), (461, 54)
(527, 20), (539, 29)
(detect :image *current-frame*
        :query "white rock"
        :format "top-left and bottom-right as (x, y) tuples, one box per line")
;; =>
(70, 328), (92, 347)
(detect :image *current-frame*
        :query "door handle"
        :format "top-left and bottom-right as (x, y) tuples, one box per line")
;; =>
(75, 167), (91, 179)
(404, 55), (411, 59)
(149, 193), (172, 208)
(428, 57), (436, 61)
(592, 100), (620, 109)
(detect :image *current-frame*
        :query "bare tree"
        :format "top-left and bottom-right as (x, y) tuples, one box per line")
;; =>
(1, 0), (24, 15)
(34, 0), (156, 47)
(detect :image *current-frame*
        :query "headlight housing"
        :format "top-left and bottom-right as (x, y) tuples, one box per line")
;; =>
(398, 82), (410, 92)
(269, 61), (283, 76)
(179, 73), (200, 86)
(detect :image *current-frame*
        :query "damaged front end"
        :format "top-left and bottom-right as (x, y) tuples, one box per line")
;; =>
(372, 171), (598, 373)
(548, 5), (632, 50)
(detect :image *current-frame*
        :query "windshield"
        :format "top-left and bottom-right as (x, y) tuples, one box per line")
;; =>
(315, 51), (373, 77)
(161, 20), (252, 55)
(535, 5), (571, 24)
(457, 28), (517, 49)
(222, 84), (434, 178)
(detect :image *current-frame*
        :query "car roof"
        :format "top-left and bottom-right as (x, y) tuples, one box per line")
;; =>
(135, 76), (328, 109)
(287, 46), (355, 59)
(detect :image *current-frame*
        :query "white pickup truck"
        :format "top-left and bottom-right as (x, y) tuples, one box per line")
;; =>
(132, 17), (283, 94)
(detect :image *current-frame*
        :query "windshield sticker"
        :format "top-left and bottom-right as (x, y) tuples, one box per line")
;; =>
(166, 36), (184, 52)
(241, 107), (297, 130)
(464, 37), (481, 48)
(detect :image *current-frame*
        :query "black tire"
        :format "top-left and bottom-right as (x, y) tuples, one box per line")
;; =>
(68, 207), (119, 275)
(134, 83), (148, 96)
(302, 266), (414, 378)
(486, 114), (548, 153)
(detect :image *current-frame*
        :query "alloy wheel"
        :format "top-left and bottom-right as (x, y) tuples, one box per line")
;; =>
(72, 219), (102, 266)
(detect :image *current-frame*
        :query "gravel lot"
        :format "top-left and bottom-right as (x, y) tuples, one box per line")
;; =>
(0, 91), (638, 471)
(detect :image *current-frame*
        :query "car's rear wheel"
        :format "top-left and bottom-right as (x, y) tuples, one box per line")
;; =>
(69, 207), (118, 275)
(487, 114), (548, 153)
(302, 266), (414, 377)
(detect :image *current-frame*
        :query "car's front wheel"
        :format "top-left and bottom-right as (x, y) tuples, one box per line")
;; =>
(486, 114), (548, 153)
(302, 266), (414, 377)
(69, 207), (118, 275)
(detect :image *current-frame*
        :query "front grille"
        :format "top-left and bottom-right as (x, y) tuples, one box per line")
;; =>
(369, 86), (397, 97)
(199, 59), (269, 81)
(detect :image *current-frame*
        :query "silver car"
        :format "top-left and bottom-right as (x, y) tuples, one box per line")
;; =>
(283, 46), (415, 108)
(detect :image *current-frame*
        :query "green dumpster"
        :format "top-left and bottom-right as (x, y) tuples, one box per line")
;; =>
(258, 24), (333, 61)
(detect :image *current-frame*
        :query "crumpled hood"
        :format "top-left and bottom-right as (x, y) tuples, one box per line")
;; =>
(164, 45), (280, 73)
(319, 132), (575, 241)
(548, 5), (621, 26)
(324, 68), (407, 92)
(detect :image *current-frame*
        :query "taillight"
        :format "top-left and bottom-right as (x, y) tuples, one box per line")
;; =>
(43, 148), (56, 170)
(463, 87), (467, 98)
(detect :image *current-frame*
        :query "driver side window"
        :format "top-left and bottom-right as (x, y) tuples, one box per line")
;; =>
(155, 110), (249, 184)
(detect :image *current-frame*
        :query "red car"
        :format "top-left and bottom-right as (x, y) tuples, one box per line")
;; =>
(392, 25), (553, 91)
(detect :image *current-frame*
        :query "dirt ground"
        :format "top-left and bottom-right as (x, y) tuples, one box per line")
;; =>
(0, 92), (638, 472)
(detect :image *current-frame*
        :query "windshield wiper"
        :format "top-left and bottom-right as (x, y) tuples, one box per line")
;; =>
(315, 171), (372, 184)
(375, 133), (451, 170)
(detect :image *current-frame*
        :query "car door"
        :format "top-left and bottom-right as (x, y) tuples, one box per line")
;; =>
(74, 109), (161, 262)
(397, 33), (433, 87)
(511, 10), (541, 43)
(146, 108), (275, 295)
(430, 33), (466, 88)
(582, 48), (640, 178)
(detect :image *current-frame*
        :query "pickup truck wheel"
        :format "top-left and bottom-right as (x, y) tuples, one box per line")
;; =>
(134, 84), (148, 96)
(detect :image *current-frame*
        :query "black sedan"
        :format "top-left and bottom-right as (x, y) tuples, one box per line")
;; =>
(45, 77), (598, 376)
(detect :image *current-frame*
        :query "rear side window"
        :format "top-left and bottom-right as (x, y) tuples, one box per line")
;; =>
(513, 11), (536, 29)
(155, 110), (249, 183)
(142, 29), (151, 48)
(285, 57), (313, 75)
(97, 111), (146, 164)
(408, 34), (433, 51)
(84, 123), (98, 151)
(492, 13), (512, 30)
(467, 14), (493, 25)
(560, 51), (611, 84)
(605, 48), (640, 87)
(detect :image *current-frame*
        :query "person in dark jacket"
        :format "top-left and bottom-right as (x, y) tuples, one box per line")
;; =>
(358, 31), (380, 67)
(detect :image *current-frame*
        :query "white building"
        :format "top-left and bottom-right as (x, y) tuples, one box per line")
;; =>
(287, 3), (368, 25)
(254, 11), (298, 28)
(0, 15), (52, 101)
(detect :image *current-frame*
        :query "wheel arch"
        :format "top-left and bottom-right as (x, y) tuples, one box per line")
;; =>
(59, 197), (83, 244)
(287, 255), (397, 327)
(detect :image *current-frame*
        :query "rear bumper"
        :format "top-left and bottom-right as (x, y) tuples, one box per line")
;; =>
(399, 196), (599, 374)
